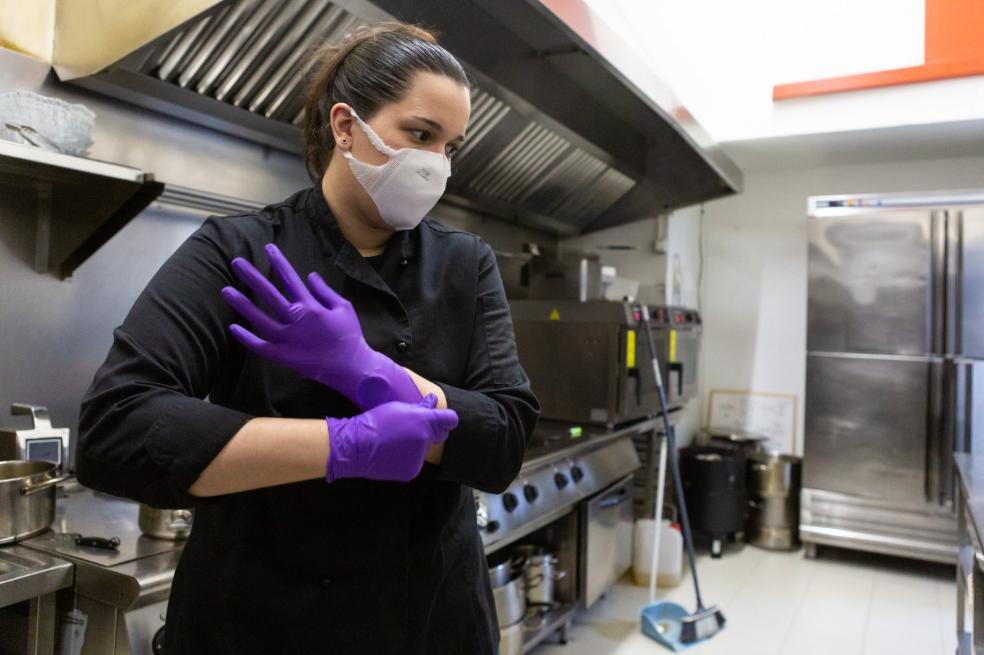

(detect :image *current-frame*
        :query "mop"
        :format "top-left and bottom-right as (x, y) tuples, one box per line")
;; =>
(635, 304), (726, 650)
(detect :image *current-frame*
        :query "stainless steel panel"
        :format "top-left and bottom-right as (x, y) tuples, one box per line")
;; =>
(581, 475), (634, 608)
(804, 353), (933, 503)
(800, 488), (957, 563)
(958, 209), (984, 358)
(807, 211), (935, 355)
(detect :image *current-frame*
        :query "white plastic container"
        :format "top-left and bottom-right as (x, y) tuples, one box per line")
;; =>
(632, 518), (683, 588)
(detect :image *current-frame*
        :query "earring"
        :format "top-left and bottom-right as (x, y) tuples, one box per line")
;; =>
(339, 138), (347, 145)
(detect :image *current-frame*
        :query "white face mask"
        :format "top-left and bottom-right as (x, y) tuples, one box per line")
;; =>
(342, 109), (451, 231)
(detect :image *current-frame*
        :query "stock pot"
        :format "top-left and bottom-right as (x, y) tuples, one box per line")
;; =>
(0, 459), (70, 544)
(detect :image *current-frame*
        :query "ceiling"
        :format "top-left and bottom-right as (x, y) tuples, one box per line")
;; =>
(720, 117), (984, 172)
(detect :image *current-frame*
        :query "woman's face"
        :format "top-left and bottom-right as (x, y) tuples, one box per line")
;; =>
(329, 71), (471, 228)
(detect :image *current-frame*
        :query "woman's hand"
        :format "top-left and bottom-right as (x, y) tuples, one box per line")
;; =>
(326, 394), (458, 482)
(220, 243), (421, 409)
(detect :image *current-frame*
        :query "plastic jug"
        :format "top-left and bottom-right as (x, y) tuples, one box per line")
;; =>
(632, 518), (683, 588)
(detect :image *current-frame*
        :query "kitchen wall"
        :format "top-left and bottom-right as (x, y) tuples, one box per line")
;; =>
(0, 50), (554, 447)
(697, 152), (984, 455)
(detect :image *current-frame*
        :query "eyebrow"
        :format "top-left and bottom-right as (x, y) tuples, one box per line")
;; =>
(412, 115), (466, 143)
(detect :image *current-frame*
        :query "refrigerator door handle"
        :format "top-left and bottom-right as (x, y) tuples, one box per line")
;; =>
(930, 210), (947, 355)
(944, 360), (983, 506)
(945, 210), (964, 357)
(940, 360), (961, 507)
(967, 361), (984, 455)
(927, 358), (946, 504)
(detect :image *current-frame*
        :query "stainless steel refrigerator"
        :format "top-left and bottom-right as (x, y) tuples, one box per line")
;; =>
(803, 191), (984, 564)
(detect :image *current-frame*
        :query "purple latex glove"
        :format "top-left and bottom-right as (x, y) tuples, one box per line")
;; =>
(326, 393), (458, 483)
(220, 243), (422, 410)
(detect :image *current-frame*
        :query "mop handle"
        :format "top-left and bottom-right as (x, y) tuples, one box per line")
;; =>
(636, 304), (706, 611)
(648, 429), (668, 605)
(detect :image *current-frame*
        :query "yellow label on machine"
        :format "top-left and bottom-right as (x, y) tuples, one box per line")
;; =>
(626, 330), (636, 368)
(669, 329), (678, 362)
(549, 308), (560, 320)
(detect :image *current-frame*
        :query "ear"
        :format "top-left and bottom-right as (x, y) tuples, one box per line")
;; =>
(329, 103), (355, 150)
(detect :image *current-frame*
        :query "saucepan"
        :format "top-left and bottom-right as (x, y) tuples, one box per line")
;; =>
(0, 459), (71, 544)
(488, 552), (527, 628)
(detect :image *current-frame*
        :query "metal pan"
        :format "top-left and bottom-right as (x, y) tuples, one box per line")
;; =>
(0, 460), (70, 544)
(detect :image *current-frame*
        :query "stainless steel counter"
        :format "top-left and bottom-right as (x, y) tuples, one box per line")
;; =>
(12, 484), (184, 655)
(0, 545), (73, 655)
(0, 546), (72, 609)
(19, 484), (183, 611)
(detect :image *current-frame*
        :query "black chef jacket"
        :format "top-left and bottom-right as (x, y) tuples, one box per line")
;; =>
(76, 185), (540, 655)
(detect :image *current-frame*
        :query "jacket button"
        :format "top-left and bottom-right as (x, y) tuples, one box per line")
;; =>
(397, 340), (409, 352)
(320, 577), (331, 588)
(399, 258), (409, 266)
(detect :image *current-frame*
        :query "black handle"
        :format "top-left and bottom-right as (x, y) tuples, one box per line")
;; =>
(74, 535), (121, 551)
(632, 303), (706, 612)
(670, 362), (684, 396)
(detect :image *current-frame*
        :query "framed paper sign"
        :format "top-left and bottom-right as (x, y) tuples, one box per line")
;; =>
(707, 389), (797, 454)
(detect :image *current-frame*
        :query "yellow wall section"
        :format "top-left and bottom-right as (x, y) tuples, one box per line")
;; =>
(0, 0), (220, 77)
(0, 0), (54, 61)
(53, 0), (221, 79)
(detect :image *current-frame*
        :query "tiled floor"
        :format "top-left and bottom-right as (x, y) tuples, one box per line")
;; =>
(537, 543), (957, 655)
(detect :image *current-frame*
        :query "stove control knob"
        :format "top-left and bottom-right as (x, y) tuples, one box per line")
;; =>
(571, 465), (584, 483)
(502, 492), (519, 512)
(523, 484), (539, 503)
(554, 472), (569, 489)
(486, 520), (500, 533)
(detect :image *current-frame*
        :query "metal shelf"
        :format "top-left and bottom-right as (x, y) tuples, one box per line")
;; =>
(0, 140), (163, 279)
(521, 601), (576, 653)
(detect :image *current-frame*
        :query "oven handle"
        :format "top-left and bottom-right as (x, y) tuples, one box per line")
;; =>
(598, 487), (631, 509)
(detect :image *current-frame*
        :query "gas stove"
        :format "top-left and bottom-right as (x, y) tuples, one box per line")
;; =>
(477, 418), (651, 552)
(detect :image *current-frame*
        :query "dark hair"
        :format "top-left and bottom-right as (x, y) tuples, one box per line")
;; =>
(302, 22), (470, 182)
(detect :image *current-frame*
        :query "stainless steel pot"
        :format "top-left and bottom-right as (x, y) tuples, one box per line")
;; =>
(512, 544), (565, 605)
(139, 504), (193, 540)
(0, 459), (70, 544)
(498, 619), (524, 655)
(488, 558), (525, 628)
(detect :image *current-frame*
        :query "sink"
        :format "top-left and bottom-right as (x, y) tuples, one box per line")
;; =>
(0, 546), (73, 608)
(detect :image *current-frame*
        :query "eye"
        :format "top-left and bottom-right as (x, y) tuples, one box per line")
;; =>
(445, 144), (460, 159)
(409, 128), (430, 143)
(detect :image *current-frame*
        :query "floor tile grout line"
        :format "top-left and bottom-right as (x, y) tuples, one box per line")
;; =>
(722, 546), (767, 609)
(775, 555), (817, 654)
(856, 567), (879, 655)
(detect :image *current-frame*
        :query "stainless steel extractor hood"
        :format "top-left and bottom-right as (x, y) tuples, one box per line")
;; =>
(63, 0), (742, 236)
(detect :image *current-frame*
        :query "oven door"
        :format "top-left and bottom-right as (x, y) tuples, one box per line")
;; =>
(580, 474), (634, 608)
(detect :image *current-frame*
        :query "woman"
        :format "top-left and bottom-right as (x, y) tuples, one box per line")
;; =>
(77, 23), (539, 655)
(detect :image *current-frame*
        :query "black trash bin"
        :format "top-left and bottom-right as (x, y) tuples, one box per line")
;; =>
(679, 445), (746, 558)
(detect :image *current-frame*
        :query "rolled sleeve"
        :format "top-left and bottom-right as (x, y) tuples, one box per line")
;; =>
(77, 217), (254, 508)
(436, 241), (540, 493)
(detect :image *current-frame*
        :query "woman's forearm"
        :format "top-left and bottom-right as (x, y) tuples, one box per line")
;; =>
(404, 367), (448, 464)
(189, 417), (329, 497)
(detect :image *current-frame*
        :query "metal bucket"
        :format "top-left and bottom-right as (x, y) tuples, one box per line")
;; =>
(488, 557), (525, 627)
(139, 504), (193, 540)
(746, 452), (802, 550)
(0, 460), (70, 544)
(511, 544), (565, 605)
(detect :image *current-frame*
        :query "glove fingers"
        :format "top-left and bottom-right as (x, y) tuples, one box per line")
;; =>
(221, 286), (281, 338)
(427, 409), (459, 441)
(231, 256), (293, 324)
(228, 323), (276, 359)
(418, 393), (438, 409)
(264, 243), (313, 305)
(307, 271), (348, 310)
